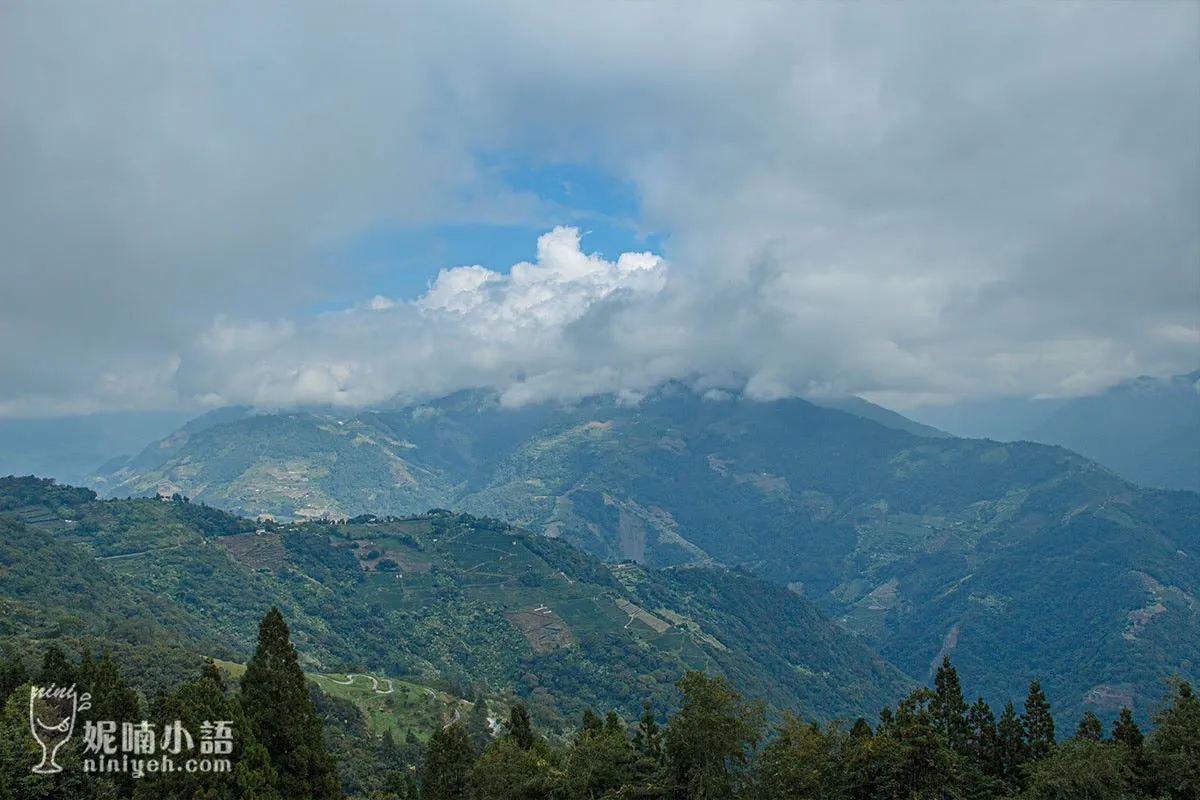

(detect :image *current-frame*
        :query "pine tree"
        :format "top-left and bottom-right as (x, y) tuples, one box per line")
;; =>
(632, 700), (663, 763)
(997, 700), (1028, 785)
(78, 649), (140, 724)
(578, 708), (604, 742)
(1149, 680), (1199, 799)
(1075, 710), (1104, 741)
(37, 644), (76, 687)
(1111, 707), (1144, 750)
(967, 696), (1001, 777)
(504, 703), (536, 750)
(849, 716), (873, 739)
(421, 722), (475, 800)
(1021, 679), (1056, 760)
(241, 606), (341, 799)
(931, 656), (970, 751)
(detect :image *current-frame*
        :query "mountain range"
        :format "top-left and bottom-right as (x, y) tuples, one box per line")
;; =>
(78, 383), (1200, 725)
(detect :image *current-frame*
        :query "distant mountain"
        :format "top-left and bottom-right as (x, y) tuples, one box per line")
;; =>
(88, 386), (1200, 724)
(1023, 370), (1200, 492)
(904, 396), (1070, 442)
(807, 395), (953, 439)
(0, 409), (193, 485)
(0, 475), (911, 726)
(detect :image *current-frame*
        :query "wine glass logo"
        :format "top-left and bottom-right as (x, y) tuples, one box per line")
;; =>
(28, 684), (91, 775)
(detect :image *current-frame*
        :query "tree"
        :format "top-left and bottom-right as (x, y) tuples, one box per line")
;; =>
(505, 703), (536, 751)
(931, 656), (969, 751)
(467, 693), (492, 755)
(241, 606), (341, 799)
(1111, 707), (1143, 750)
(664, 671), (764, 800)
(137, 658), (280, 800)
(632, 700), (663, 764)
(966, 696), (1001, 779)
(997, 700), (1028, 786)
(420, 722), (475, 800)
(1149, 680), (1200, 800)
(37, 644), (76, 687)
(887, 687), (961, 797)
(1022, 740), (1135, 800)
(753, 715), (841, 800)
(849, 717), (873, 740)
(577, 708), (604, 743)
(1074, 710), (1104, 741)
(1022, 679), (1056, 760)
(0, 651), (27, 707)
(472, 736), (557, 800)
(564, 710), (637, 799)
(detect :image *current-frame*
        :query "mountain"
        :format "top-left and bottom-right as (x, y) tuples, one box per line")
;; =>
(0, 475), (911, 729)
(0, 409), (193, 485)
(85, 386), (1200, 724)
(806, 395), (954, 439)
(903, 396), (1070, 442)
(1023, 370), (1200, 492)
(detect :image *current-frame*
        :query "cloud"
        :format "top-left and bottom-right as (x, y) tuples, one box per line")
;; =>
(1, 2), (1196, 416)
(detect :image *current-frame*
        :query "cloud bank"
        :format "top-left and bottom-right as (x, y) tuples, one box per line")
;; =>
(1, 2), (1196, 416)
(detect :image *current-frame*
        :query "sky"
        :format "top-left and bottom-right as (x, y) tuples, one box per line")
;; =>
(1, 1), (1197, 418)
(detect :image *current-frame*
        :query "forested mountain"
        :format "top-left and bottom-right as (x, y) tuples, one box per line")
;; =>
(906, 369), (1200, 492)
(84, 387), (1200, 725)
(0, 476), (909, 732)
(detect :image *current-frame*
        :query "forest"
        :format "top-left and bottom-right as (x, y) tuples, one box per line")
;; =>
(0, 607), (1196, 800)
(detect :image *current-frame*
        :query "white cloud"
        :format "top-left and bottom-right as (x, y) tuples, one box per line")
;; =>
(1, 2), (1196, 416)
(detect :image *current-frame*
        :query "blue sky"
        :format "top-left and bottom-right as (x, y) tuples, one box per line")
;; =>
(316, 156), (668, 313)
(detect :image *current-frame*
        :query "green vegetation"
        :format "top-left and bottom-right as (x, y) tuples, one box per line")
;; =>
(1, 605), (1197, 797)
(85, 391), (1200, 723)
(0, 476), (910, 740)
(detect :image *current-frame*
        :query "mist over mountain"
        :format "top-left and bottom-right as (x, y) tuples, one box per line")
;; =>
(0, 410), (194, 485)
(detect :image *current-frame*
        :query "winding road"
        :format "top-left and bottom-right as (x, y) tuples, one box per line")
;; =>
(326, 674), (395, 694)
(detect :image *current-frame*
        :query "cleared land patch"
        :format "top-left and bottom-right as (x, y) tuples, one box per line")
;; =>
(507, 605), (575, 652)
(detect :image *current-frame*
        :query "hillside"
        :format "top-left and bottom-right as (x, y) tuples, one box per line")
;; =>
(0, 476), (911, 731)
(84, 387), (1200, 724)
(1024, 370), (1200, 492)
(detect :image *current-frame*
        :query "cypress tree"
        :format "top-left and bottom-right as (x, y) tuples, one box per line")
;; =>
(1021, 679), (1055, 760)
(1075, 710), (1104, 741)
(241, 606), (341, 799)
(931, 656), (970, 751)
